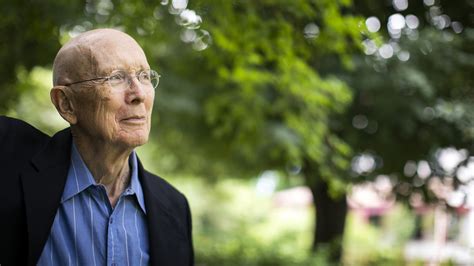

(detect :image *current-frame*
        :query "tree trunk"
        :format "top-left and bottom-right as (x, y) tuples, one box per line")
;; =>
(308, 178), (348, 263)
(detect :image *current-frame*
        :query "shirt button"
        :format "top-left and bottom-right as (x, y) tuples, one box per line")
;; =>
(110, 218), (113, 224)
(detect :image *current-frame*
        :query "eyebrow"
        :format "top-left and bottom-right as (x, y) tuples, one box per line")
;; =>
(101, 67), (150, 75)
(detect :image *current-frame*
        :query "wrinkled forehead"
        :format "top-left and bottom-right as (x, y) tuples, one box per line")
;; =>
(53, 29), (150, 85)
(90, 33), (150, 74)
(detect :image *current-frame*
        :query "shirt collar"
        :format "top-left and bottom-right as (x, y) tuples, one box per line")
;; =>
(61, 142), (96, 202)
(61, 142), (147, 214)
(128, 151), (147, 214)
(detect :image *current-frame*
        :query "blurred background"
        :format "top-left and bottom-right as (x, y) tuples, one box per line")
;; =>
(1, 0), (473, 265)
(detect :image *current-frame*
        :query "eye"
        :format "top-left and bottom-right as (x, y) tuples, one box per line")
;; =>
(108, 72), (126, 84)
(138, 71), (151, 82)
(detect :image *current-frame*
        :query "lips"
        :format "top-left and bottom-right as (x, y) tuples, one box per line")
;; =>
(121, 115), (146, 124)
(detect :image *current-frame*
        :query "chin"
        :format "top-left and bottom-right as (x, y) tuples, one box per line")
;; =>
(116, 131), (150, 148)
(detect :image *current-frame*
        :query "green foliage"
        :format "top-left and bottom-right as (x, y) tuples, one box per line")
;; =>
(0, 0), (84, 113)
(6, 67), (67, 134)
(154, 1), (367, 196)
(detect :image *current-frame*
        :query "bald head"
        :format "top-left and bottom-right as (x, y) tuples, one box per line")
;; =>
(52, 28), (149, 86)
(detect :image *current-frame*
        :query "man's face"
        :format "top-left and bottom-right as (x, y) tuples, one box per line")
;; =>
(71, 35), (155, 149)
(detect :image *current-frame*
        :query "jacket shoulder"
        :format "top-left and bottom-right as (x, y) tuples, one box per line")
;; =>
(138, 166), (191, 226)
(0, 116), (50, 163)
(142, 169), (188, 202)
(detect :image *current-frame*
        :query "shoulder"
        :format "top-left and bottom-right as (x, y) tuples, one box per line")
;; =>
(138, 164), (191, 222)
(141, 168), (189, 205)
(0, 115), (40, 133)
(0, 116), (49, 160)
(0, 116), (49, 146)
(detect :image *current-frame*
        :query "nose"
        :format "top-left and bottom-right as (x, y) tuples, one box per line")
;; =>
(125, 76), (147, 104)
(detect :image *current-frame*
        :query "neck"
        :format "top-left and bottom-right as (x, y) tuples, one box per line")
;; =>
(72, 131), (133, 207)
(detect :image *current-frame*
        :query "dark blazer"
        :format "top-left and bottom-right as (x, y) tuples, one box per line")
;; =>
(0, 116), (194, 266)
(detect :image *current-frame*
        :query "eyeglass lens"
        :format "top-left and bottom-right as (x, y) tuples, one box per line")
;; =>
(107, 70), (159, 90)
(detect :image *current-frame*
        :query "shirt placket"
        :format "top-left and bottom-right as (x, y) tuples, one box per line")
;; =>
(106, 190), (134, 266)
(94, 185), (117, 266)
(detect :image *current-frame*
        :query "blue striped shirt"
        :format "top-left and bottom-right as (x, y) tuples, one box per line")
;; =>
(38, 143), (149, 266)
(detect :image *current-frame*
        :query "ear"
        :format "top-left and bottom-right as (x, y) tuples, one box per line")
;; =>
(50, 86), (78, 125)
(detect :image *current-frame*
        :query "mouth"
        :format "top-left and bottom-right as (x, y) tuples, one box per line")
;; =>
(121, 116), (146, 124)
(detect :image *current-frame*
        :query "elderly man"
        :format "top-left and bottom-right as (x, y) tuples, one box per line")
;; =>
(0, 29), (193, 266)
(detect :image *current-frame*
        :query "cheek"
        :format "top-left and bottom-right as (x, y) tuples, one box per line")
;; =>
(146, 90), (155, 113)
(83, 92), (119, 135)
(145, 92), (154, 131)
(96, 102), (115, 129)
(74, 93), (98, 124)
(101, 99), (124, 135)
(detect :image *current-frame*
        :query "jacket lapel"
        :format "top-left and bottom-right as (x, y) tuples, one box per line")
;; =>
(21, 128), (72, 266)
(138, 161), (189, 266)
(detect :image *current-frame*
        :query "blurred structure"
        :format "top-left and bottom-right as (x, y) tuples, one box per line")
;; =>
(272, 173), (474, 265)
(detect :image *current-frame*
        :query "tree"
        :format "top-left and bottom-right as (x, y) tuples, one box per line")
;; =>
(154, 1), (365, 261)
(0, 0), (84, 113)
(339, 0), (474, 205)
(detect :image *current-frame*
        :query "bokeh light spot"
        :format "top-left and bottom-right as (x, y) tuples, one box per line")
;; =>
(451, 21), (463, 33)
(379, 44), (394, 59)
(365, 17), (381, 32)
(362, 39), (377, 55)
(392, 0), (408, 11)
(405, 15), (420, 29)
(304, 23), (320, 39)
(404, 161), (417, 177)
(172, 0), (188, 10)
(423, 0), (435, 6)
(388, 13), (406, 30)
(397, 50), (410, 61)
(352, 114), (369, 129)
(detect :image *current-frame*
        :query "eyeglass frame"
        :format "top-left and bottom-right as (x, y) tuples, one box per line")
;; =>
(63, 69), (160, 89)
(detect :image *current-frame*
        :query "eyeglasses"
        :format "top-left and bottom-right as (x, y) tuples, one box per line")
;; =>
(64, 69), (160, 90)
